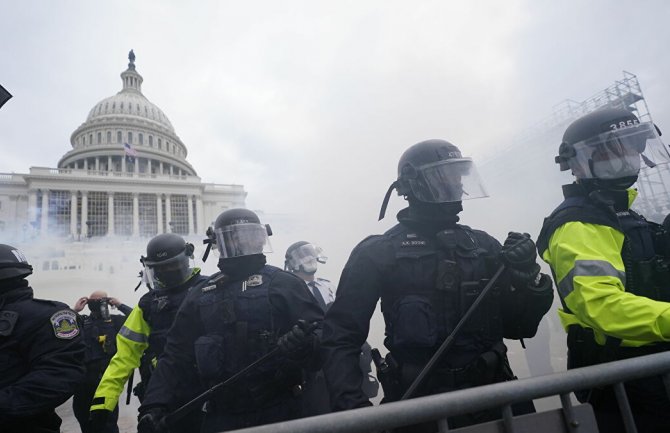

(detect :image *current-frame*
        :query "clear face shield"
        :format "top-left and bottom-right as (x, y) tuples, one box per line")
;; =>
(406, 158), (489, 203)
(143, 253), (192, 289)
(287, 243), (327, 273)
(569, 121), (670, 180)
(215, 223), (273, 258)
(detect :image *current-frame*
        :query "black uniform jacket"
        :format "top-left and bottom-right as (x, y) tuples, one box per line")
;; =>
(0, 283), (86, 429)
(322, 209), (553, 410)
(140, 265), (324, 412)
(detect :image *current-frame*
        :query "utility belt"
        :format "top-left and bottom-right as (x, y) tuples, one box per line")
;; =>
(567, 325), (670, 370)
(377, 342), (513, 402)
(210, 370), (303, 413)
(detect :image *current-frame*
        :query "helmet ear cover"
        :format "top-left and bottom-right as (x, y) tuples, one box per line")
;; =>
(184, 243), (195, 258)
(556, 141), (576, 171)
(265, 224), (273, 236)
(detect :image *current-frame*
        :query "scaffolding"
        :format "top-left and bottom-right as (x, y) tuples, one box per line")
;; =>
(484, 71), (670, 221)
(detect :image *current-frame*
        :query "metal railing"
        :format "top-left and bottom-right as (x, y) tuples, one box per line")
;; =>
(228, 351), (670, 433)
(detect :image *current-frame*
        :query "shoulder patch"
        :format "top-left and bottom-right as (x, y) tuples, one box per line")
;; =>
(201, 284), (218, 293)
(246, 274), (263, 287)
(50, 310), (80, 339)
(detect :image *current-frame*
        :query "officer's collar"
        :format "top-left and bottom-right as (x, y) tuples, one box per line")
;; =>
(562, 183), (631, 212)
(397, 206), (460, 235)
(0, 283), (33, 304)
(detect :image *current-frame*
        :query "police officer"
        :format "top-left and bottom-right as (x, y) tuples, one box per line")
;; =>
(72, 290), (131, 433)
(322, 139), (554, 431)
(89, 233), (208, 431)
(137, 208), (324, 433)
(537, 108), (670, 432)
(0, 244), (85, 433)
(285, 241), (335, 310)
(285, 241), (379, 415)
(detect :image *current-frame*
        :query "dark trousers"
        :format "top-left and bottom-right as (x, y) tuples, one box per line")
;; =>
(3, 411), (62, 433)
(582, 374), (670, 433)
(73, 380), (119, 433)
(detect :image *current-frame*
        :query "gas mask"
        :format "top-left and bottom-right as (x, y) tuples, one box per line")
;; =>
(88, 298), (111, 321)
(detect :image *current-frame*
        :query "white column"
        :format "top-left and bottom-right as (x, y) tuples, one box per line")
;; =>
(135, 158), (139, 174)
(147, 159), (152, 175)
(40, 190), (49, 235)
(95, 157), (100, 171)
(169, 165), (174, 175)
(108, 156), (112, 171)
(156, 195), (163, 234)
(107, 192), (115, 236)
(159, 161), (164, 175)
(28, 190), (37, 224)
(81, 192), (88, 238)
(122, 156), (126, 173)
(70, 191), (78, 239)
(196, 197), (205, 235)
(187, 195), (195, 236)
(84, 159), (88, 170)
(132, 193), (139, 237)
(165, 194), (172, 233)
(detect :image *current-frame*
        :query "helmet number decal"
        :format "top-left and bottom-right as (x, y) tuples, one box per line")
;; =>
(609, 119), (639, 131)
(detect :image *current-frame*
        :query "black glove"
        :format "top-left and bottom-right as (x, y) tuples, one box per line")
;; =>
(88, 409), (111, 431)
(501, 232), (541, 288)
(137, 407), (168, 433)
(277, 320), (315, 360)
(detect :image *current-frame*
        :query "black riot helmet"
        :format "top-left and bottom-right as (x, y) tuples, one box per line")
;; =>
(0, 244), (33, 282)
(213, 208), (273, 258)
(284, 241), (327, 274)
(141, 233), (194, 289)
(378, 139), (488, 220)
(556, 107), (670, 190)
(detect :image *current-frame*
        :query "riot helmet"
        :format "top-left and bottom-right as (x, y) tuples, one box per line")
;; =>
(556, 108), (670, 189)
(379, 139), (488, 219)
(213, 208), (273, 258)
(141, 233), (194, 289)
(0, 244), (33, 281)
(285, 241), (327, 274)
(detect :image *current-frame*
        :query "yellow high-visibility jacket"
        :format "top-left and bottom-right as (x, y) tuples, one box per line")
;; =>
(539, 187), (670, 348)
(90, 304), (150, 411)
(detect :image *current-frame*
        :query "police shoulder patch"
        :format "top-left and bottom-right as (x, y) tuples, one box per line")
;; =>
(246, 274), (263, 287)
(50, 309), (80, 339)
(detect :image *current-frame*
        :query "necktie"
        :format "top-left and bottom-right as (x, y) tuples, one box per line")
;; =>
(308, 281), (327, 311)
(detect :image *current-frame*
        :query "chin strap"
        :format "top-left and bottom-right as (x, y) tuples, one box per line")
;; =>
(378, 181), (398, 221)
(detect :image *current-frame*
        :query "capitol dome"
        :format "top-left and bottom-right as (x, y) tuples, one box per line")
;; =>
(58, 50), (197, 177)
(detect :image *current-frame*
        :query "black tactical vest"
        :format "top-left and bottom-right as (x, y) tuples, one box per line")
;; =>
(380, 223), (503, 367)
(194, 266), (283, 385)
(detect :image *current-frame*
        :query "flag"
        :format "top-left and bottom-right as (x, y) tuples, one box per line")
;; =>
(124, 142), (138, 163)
(0, 84), (12, 110)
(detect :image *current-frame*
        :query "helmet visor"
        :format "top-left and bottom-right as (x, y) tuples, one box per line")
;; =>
(215, 223), (273, 258)
(407, 158), (488, 203)
(287, 243), (327, 271)
(144, 254), (191, 288)
(570, 122), (670, 180)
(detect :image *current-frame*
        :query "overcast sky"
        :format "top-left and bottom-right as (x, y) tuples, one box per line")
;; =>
(2, 0), (670, 277)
